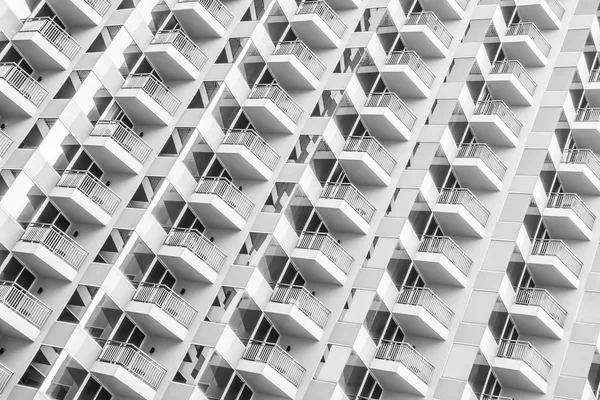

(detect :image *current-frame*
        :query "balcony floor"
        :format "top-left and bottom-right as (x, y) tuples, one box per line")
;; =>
(381, 66), (430, 98)
(511, 304), (563, 339)
(421, 0), (465, 20)
(268, 55), (319, 90)
(13, 31), (72, 70)
(413, 251), (468, 287)
(158, 245), (219, 283)
(237, 360), (299, 399)
(527, 254), (579, 288)
(189, 192), (247, 230)
(433, 203), (486, 238)
(50, 186), (112, 226)
(264, 302), (324, 340)
(470, 115), (519, 147)
(543, 208), (593, 241)
(91, 361), (156, 400)
(392, 303), (449, 340)
(244, 98), (297, 134)
(316, 198), (371, 234)
(572, 121), (600, 152)
(126, 301), (188, 341)
(116, 88), (173, 126)
(361, 107), (412, 141)
(290, 247), (347, 285)
(0, 304), (41, 341)
(502, 36), (548, 67)
(172, 2), (227, 38)
(487, 74), (534, 106)
(13, 241), (77, 281)
(145, 44), (201, 81)
(557, 164), (600, 195)
(453, 158), (503, 191)
(400, 26), (449, 58)
(290, 14), (341, 49)
(217, 145), (273, 181)
(84, 135), (145, 175)
(492, 357), (548, 393)
(338, 152), (392, 187)
(0, 79), (39, 117)
(515, 0), (561, 29)
(46, 0), (104, 27)
(370, 358), (429, 396)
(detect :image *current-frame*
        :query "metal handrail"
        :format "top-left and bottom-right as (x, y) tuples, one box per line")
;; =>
(0, 62), (48, 106)
(419, 236), (472, 277)
(20, 17), (80, 60)
(296, 1), (347, 39)
(91, 121), (152, 164)
(164, 228), (226, 272)
(248, 84), (303, 123)
(242, 341), (305, 386)
(273, 41), (326, 79)
(21, 223), (88, 270)
(195, 177), (254, 220)
(506, 22), (551, 57)
(320, 182), (375, 223)
(122, 74), (181, 115)
(365, 92), (417, 131)
(438, 188), (490, 226)
(0, 129), (12, 158)
(132, 282), (197, 328)
(589, 70), (600, 82)
(84, 0), (112, 16)
(343, 137), (396, 175)
(405, 12), (453, 48)
(222, 129), (279, 170)
(561, 149), (600, 182)
(385, 50), (435, 88)
(0, 363), (11, 394)
(496, 339), (551, 380)
(152, 29), (207, 71)
(514, 287), (567, 327)
(98, 340), (166, 389)
(296, 232), (354, 274)
(177, 0), (234, 28)
(57, 170), (120, 215)
(544, 0), (565, 20)
(546, 192), (595, 229)
(397, 286), (454, 328)
(531, 239), (582, 277)
(270, 284), (330, 328)
(456, 143), (507, 180)
(473, 100), (522, 137)
(0, 280), (51, 329)
(490, 60), (537, 96)
(374, 341), (434, 384)
(575, 108), (600, 121)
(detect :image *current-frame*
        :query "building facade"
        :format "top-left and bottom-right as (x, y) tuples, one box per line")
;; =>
(0, 0), (598, 399)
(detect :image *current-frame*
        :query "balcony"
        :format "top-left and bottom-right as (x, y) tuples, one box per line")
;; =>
(413, 236), (472, 287)
(268, 41), (326, 90)
(558, 149), (600, 194)
(243, 84), (302, 134)
(528, 239), (582, 288)
(84, 121), (151, 175)
(158, 228), (226, 283)
(433, 188), (489, 238)
(585, 72), (600, 107)
(50, 170), (120, 226)
(13, 223), (87, 282)
(265, 284), (330, 341)
(380, 51), (434, 98)
(487, 60), (536, 106)
(0, 281), (51, 341)
(13, 18), (80, 70)
(316, 183), (375, 234)
(46, 0), (111, 27)
(115, 74), (181, 126)
(237, 341), (305, 399)
(188, 177), (254, 230)
(420, 0), (467, 20)
(470, 101), (522, 147)
(370, 341), (433, 396)
(511, 288), (566, 339)
(393, 286), (454, 340)
(0, 363), (11, 394)
(291, 1), (347, 49)
(503, 22), (551, 67)
(0, 63), (47, 116)
(290, 232), (353, 285)
(515, 0), (564, 30)
(543, 193), (595, 240)
(126, 283), (197, 341)
(400, 12), (453, 58)
(91, 341), (166, 400)
(572, 108), (600, 151)
(145, 29), (207, 81)
(216, 129), (279, 181)
(492, 340), (551, 393)
(453, 144), (506, 191)
(173, 0), (233, 38)
(0, 130), (12, 161)
(361, 92), (417, 141)
(338, 137), (396, 187)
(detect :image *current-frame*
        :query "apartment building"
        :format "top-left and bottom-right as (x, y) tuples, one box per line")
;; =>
(0, 0), (599, 399)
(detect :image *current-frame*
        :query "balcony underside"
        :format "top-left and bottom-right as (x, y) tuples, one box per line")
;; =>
(421, 0), (465, 20)
(290, 247), (347, 285)
(381, 66), (430, 98)
(125, 301), (188, 341)
(557, 164), (600, 195)
(392, 303), (449, 340)
(370, 358), (428, 396)
(145, 44), (201, 81)
(290, 15), (341, 49)
(502, 36), (547, 67)
(338, 152), (392, 187)
(115, 88), (173, 126)
(158, 245), (219, 283)
(244, 98), (297, 134)
(433, 203), (486, 238)
(0, 78), (40, 117)
(584, 83), (600, 108)
(470, 115), (518, 147)
(91, 361), (156, 400)
(264, 302), (324, 340)
(217, 145), (273, 181)
(413, 251), (468, 287)
(268, 55), (319, 90)
(453, 158), (502, 191)
(46, 0), (104, 27)
(361, 108), (412, 141)
(0, 304), (41, 341)
(487, 74), (534, 106)
(515, 0), (561, 29)
(50, 186), (112, 226)
(571, 122), (600, 152)
(237, 360), (298, 399)
(84, 135), (144, 175)
(189, 192), (247, 230)
(527, 254), (579, 288)
(400, 26), (449, 58)
(172, 2), (227, 38)
(542, 208), (592, 241)
(13, 241), (77, 281)
(12, 31), (71, 70)
(316, 198), (370, 234)
(492, 357), (548, 393)
(511, 304), (563, 339)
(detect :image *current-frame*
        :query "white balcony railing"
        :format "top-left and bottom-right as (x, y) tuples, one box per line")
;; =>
(0, 129), (12, 158)
(478, 395), (514, 400)
(456, 143), (507, 180)
(164, 228), (227, 273)
(273, 40), (326, 79)
(57, 170), (120, 216)
(589, 70), (600, 82)
(91, 120), (152, 164)
(495, 339), (551, 381)
(473, 100), (522, 137)
(365, 92), (417, 131)
(0, 281), (52, 329)
(296, 1), (347, 39)
(195, 177), (254, 220)
(296, 232), (354, 274)
(122, 74), (181, 115)
(321, 182), (375, 223)
(576, 108), (600, 121)
(0, 62), (48, 106)
(248, 84), (303, 123)
(375, 341), (434, 384)
(490, 60), (537, 96)
(544, 0), (565, 20)
(418, 236), (473, 277)
(152, 29), (208, 71)
(20, 17), (81, 60)
(270, 284), (330, 328)
(242, 341), (305, 386)
(506, 22), (551, 57)
(546, 192), (595, 229)
(397, 286), (454, 328)
(531, 239), (583, 277)
(561, 149), (600, 181)
(344, 137), (396, 175)
(98, 341), (166, 390)
(385, 50), (435, 88)
(132, 282), (197, 328)
(83, 0), (112, 16)
(438, 188), (490, 227)
(0, 363), (11, 394)
(514, 287), (567, 327)
(405, 12), (453, 49)
(177, 0), (234, 28)
(20, 223), (88, 270)
(222, 129), (279, 170)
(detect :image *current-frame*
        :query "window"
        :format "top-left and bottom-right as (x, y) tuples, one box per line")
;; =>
(19, 346), (62, 389)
